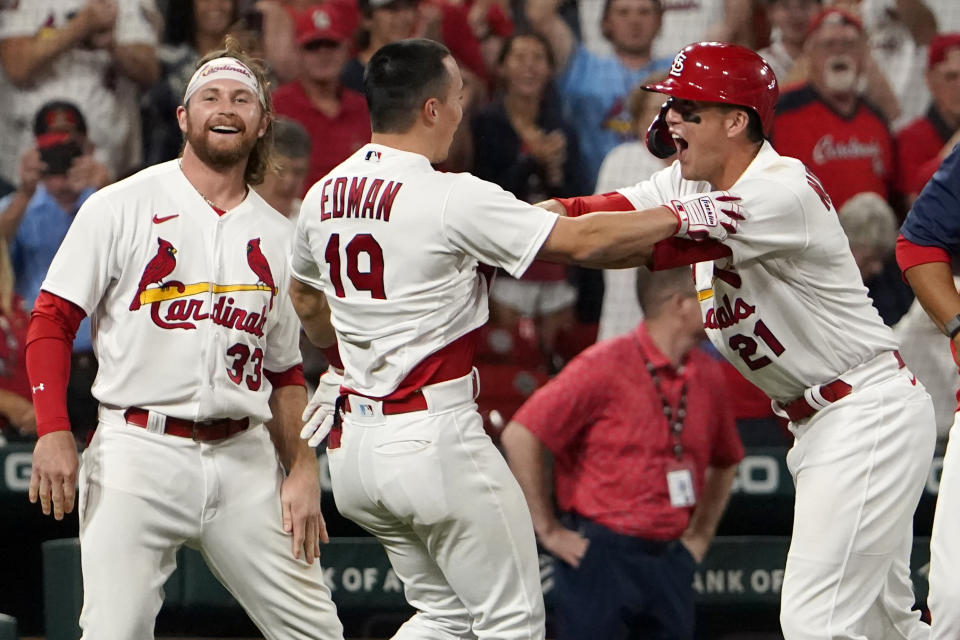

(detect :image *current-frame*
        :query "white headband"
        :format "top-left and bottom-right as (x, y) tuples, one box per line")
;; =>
(183, 57), (264, 107)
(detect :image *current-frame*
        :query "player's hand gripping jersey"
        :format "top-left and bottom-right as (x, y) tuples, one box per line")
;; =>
(292, 144), (557, 397)
(618, 142), (898, 402)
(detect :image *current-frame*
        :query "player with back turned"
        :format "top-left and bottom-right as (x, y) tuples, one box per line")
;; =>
(292, 38), (746, 640)
(543, 42), (937, 640)
(25, 37), (344, 640)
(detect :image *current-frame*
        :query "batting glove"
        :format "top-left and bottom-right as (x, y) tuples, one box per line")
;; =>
(667, 191), (744, 241)
(300, 367), (343, 447)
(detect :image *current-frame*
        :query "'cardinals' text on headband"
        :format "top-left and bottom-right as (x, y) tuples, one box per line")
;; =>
(183, 57), (265, 108)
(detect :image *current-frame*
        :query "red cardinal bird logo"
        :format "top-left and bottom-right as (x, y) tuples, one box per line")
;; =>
(130, 238), (178, 310)
(246, 238), (277, 309)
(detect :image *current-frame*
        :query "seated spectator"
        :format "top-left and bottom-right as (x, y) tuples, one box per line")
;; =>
(254, 117), (312, 221)
(895, 33), (960, 204)
(758, 0), (822, 86)
(838, 191), (898, 282)
(526, 0), (671, 191)
(273, 4), (370, 195)
(0, 0), (159, 185)
(0, 101), (110, 439)
(772, 8), (897, 212)
(471, 32), (583, 369)
(839, 192), (914, 324)
(143, 0), (240, 165)
(594, 77), (670, 341)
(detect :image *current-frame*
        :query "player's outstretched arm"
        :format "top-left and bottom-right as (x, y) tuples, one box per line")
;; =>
(536, 192), (743, 269)
(267, 384), (327, 564)
(289, 277), (336, 348)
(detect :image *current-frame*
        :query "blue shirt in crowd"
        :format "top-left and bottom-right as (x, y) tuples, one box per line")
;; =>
(901, 143), (960, 251)
(2, 184), (96, 352)
(558, 46), (671, 192)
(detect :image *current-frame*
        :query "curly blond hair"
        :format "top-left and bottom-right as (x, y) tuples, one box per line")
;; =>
(189, 35), (274, 185)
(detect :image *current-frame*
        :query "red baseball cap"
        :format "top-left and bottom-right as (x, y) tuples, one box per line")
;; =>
(294, 5), (350, 46)
(807, 7), (864, 38)
(928, 33), (960, 70)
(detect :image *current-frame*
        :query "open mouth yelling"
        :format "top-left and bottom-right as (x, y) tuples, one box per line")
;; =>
(672, 132), (689, 159)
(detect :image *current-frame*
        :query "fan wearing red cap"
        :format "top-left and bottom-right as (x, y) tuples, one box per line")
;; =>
(540, 40), (937, 640)
(0, 101), (110, 240)
(272, 5), (371, 199)
(771, 8), (896, 211)
(895, 32), (960, 203)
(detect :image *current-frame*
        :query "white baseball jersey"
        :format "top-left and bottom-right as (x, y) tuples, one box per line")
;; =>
(617, 141), (898, 403)
(0, 0), (157, 183)
(291, 144), (558, 397)
(41, 161), (302, 423)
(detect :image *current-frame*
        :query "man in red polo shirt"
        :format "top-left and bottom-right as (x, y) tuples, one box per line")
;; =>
(501, 267), (744, 640)
(273, 5), (371, 196)
(896, 33), (960, 204)
(772, 8), (896, 212)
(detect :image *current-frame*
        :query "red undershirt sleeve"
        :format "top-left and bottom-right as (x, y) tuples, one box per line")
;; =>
(650, 238), (732, 270)
(553, 192), (635, 217)
(26, 291), (86, 437)
(895, 233), (952, 274)
(321, 343), (344, 371)
(265, 363), (306, 389)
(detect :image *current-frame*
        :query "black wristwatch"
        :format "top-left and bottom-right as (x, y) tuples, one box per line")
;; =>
(945, 313), (960, 339)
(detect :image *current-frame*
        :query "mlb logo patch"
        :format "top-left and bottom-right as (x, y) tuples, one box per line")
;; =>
(359, 403), (374, 416)
(365, 150), (381, 162)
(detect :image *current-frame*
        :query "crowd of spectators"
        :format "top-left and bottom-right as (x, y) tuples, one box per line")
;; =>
(0, 0), (957, 444)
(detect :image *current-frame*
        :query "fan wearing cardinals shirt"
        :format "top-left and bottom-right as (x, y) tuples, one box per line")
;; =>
(770, 9), (896, 212)
(24, 41), (344, 640)
(897, 142), (960, 640)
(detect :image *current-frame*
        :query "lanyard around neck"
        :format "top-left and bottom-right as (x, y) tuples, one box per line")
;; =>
(638, 340), (688, 461)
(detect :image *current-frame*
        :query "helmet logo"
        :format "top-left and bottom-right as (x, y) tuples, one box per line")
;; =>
(670, 52), (687, 77)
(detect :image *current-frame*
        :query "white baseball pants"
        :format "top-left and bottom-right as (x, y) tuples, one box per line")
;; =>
(77, 413), (343, 640)
(928, 411), (960, 639)
(779, 352), (936, 640)
(328, 374), (546, 640)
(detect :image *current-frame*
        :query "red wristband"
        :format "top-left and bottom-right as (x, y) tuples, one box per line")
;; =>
(321, 343), (344, 370)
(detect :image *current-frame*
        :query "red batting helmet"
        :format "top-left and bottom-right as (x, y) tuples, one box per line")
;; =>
(643, 42), (779, 136)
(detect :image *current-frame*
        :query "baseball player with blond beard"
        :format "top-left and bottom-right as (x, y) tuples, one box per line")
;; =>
(26, 38), (344, 640)
(292, 38), (746, 640)
(541, 42), (937, 640)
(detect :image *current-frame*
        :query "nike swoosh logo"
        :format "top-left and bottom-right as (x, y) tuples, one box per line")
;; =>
(153, 214), (179, 224)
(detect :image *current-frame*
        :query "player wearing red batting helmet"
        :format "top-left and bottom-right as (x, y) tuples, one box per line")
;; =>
(544, 39), (936, 640)
(643, 42), (779, 159)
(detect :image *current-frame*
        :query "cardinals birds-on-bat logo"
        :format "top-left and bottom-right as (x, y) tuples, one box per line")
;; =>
(246, 238), (277, 309)
(130, 238), (178, 310)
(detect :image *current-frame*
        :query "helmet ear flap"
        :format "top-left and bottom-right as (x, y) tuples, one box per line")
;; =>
(645, 100), (676, 159)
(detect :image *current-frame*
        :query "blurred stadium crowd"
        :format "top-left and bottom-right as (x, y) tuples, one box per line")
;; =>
(0, 0), (959, 636)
